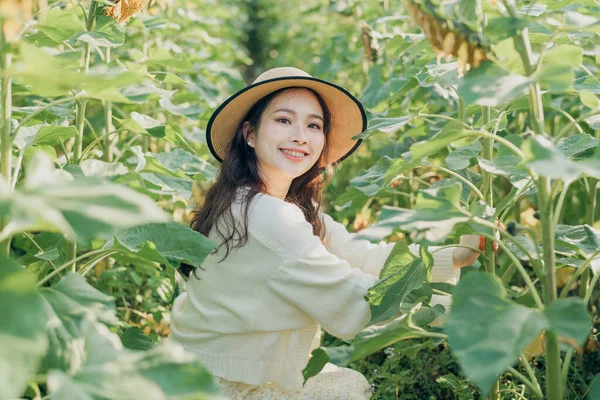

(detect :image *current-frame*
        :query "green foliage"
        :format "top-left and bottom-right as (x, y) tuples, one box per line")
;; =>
(1, 0), (600, 398)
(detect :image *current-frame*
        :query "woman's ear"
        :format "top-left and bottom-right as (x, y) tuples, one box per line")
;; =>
(242, 121), (255, 147)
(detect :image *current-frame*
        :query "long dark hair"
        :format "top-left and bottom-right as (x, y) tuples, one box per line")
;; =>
(179, 87), (334, 277)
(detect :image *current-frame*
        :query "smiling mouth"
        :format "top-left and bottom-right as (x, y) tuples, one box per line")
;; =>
(280, 149), (309, 158)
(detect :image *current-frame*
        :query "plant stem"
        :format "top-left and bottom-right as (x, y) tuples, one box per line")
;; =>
(520, 352), (543, 396)
(68, 0), (96, 271)
(559, 247), (600, 299)
(580, 178), (598, 302)
(103, 47), (114, 162)
(553, 181), (570, 227)
(507, 367), (544, 399)
(37, 248), (122, 286)
(0, 35), (13, 257)
(504, 1), (561, 395)
(537, 176), (562, 399)
(434, 165), (485, 201)
(475, 217), (544, 307)
(561, 348), (574, 391)
(481, 106), (496, 275)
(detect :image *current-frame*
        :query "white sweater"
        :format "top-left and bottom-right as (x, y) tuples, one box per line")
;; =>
(169, 190), (460, 391)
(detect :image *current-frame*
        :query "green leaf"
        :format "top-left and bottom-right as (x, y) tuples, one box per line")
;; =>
(518, 3), (546, 16)
(543, 298), (591, 347)
(458, 61), (533, 106)
(152, 149), (218, 180)
(120, 327), (154, 351)
(580, 91), (600, 109)
(539, 45), (584, 92)
(359, 182), (470, 244)
(38, 9), (84, 43)
(33, 126), (77, 146)
(366, 246), (431, 325)
(80, 159), (129, 177)
(589, 374), (600, 400)
(555, 224), (600, 256)
(353, 308), (428, 361)
(522, 135), (584, 182)
(356, 116), (412, 139)
(379, 241), (418, 280)
(484, 17), (528, 42)
(349, 156), (392, 196)
(446, 148), (479, 170)
(446, 272), (547, 395)
(477, 155), (522, 176)
(70, 16), (126, 48)
(15, 44), (143, 98)
(40, 273), (118, 372)
(0, 152), (169, 241)
(159, 97), (203, 119)
(456, 0), (482, 29)
(302, 348), (329, 384)
(109, 222), (217, 267)
(47, 323), (220, 399)
(140, 173), (194, 199)
(557, 134), (600, 159)
(0, 255), (49, 400)
(411, 121), (477, 161)
(505, 234), (539, 260)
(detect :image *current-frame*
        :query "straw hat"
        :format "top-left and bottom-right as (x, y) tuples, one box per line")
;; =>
(206, 67), (367, 167)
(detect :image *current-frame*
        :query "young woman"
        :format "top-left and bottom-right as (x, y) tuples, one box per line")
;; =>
(169, 67), (485, 399)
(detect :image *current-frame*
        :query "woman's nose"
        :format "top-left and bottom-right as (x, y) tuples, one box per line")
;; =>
(291, 126), (309, 144)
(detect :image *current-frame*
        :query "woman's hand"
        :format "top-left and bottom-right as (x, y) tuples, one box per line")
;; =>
(452, 224), (503, 268)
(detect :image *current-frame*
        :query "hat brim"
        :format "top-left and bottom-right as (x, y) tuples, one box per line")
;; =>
(206, 76), (367, 168)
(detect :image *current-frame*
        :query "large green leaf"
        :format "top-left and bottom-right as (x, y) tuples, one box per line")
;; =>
(366, 245), (432, 325)
(458, 61), (533, 106)
(358, 182), (471, 243)
(37, 9), (84, 43)
(353, 308), (429, 361)
(15, 43), (143, 98)
(152, 149), (218, 180)
(349, 156), (392, 196)
(590, 374), (600, 400)
(108, 222), (217, 268)
(47, 323), (220, 399)
(446, 272), (591, 395)
(555, 224), (600, 256)
(39, 273), (118, 372)
(411, 121), (477, 161)
(538, 45), (584, 92)
(446, 272), (546, 394)
(0, 255), (48, 399)
(523, 136), (593, 182)
(70, 16), (126, 48)
(0, 152), (169, 242)
(120, 327), (154, 351)
(302, 348), (329, 384)
(33, 126), (78, 146)
(356, 116), (412, 139)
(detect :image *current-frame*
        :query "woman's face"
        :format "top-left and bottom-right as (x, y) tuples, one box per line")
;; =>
(244, 88), (326, 189)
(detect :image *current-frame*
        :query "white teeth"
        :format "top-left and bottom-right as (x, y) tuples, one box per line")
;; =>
(281, 149), (307, 158)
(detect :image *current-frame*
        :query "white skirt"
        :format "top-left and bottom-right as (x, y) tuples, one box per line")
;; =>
(214, 363), (372, 400)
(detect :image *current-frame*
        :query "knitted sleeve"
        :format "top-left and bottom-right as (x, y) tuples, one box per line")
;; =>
(321, 212), (460, 285)
(248, 195), (377, 339)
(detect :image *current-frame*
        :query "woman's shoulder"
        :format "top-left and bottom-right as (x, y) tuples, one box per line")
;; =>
(245, 192), (318, 256)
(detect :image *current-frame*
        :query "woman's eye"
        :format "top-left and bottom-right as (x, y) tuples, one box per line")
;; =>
(277, 118), (291, 124)
(309, 124), (322, 130)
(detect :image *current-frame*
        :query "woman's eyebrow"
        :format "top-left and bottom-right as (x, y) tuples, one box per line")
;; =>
(272, 108), (324, 122)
